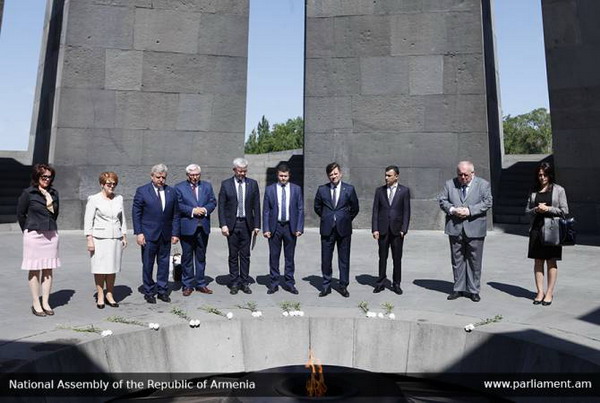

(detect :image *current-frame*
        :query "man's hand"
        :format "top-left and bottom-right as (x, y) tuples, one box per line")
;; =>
(221, 226), (229, 236)
(372, 231), (380, 240)
(295, 231), (303, 237)
(263, 232), (271, 239)
(193, 207), (207, 216)
(171, 236), (179, 244)
(136, 233), (146, 246)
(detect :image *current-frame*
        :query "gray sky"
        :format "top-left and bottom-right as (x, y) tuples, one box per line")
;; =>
(0, 0), (549, 151)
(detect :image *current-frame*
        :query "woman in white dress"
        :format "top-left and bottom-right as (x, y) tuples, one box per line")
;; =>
(84, 172), (127, 308)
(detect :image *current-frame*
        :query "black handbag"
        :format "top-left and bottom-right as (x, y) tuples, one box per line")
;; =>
(542, 216), (576, 246)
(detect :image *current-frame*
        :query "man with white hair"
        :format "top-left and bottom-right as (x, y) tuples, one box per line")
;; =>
(175, 164), (217, 296)
(132, 164), (180, 304)
(218, 158), (261, 295)
(438, 161), (492, 302)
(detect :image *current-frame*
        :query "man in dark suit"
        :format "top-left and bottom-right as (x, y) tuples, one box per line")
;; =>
(371, 165), (411, 295)
(218, 158), (261, 295)
(175, 163), (217, 297)
(438, 161), (493, 302)
(132, 164), (180, 304)
(262, 163), (304, 294)
(314, 162), (359, 297)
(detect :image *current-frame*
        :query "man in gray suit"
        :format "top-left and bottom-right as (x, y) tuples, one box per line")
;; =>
(438, 161), (492, 302)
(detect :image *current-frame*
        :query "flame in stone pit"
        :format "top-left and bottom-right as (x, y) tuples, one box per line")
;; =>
(305, 349), (327, 397)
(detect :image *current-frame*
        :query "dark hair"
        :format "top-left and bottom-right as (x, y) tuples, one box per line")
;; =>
(385, 165), (399, 175)
(99, 171), (119, 186)
(326, 162), (341, 175)
(533, 162), (555, 191)
(31, 163), (55, 187)
(276, 163), (290, 174)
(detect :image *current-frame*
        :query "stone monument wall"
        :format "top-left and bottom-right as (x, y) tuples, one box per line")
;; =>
(40, 0), (249, 228)
(304, 0), (497, 229)
(542, 0), (600, 233)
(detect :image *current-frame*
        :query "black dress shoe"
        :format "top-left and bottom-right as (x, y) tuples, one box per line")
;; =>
(267, 286), (279, 295)
(157, 294), (171, 303)
(447, 291), (461, 300)
(533, 298), (543, 305)
(319, 288), (331, 297)
(241, 285), (252, 294)
(339, 287), (350, 298)
(470, 293), (481, 302)
(373, 285), (385, 293)
(97, 303), (105, 309)
(392, 285), (403, 295)
(145, 296), (156, 304)
(31, 306), (46, 317)
(541, 299), (552, 306)
(287, 287), (299, 295)
(106, 301), (119, 308)
(230, 287), (239, 295)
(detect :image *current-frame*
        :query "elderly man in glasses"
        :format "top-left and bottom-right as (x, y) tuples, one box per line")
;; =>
(438, 161), (492, 302)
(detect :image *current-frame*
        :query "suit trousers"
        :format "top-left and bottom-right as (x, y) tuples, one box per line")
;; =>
(321, 226), (351, 289)
(377, 232), (404, 286)
(268, 222), (297, 288)
(141, 237), (171, 296)
(227, 218), (251, 287)
(180, 228), (209, 288)
(448, 233), (485, 294)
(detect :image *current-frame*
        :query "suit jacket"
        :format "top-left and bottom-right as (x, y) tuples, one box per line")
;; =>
(314, 181), (359, 237)
(132, 183), (180, 241)
(17, 186), (59, 232)
(218, 177), (261, 231)
(438, 176), (492, 238)
(372, 184), (411, 236)
(84, 193), (127, 238)
(175, 180), (217, 236)
(262, 182), (304, 234)
(525, 183), (569, 228)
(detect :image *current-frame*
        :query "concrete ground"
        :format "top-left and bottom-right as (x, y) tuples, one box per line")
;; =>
(1, 227), (598, 363)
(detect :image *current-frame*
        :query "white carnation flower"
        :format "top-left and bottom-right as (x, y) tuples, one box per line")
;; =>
(298, 311), (304, 317)
(464, 323), (475, 332)
(377, 312), (384, 319)
(226, 312), (233, 320)
(189, 320), (195, 327)
(366, 311), (376, 318)
(255, 311), (262, 317)
(388, 313), (396, 320)
(148, 322), (155, 329)
(101, 330), (113, 337)
(282, 311), (289, 317)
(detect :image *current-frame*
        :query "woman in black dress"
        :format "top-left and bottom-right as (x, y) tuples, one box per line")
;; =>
(525, 162), (569, 306)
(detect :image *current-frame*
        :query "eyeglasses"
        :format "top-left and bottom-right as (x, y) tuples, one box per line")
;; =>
(40, 175), (53, 180)
(188, 173), (201, 177)
(105, 182), (117, 187)
(457, 173), (472, 177)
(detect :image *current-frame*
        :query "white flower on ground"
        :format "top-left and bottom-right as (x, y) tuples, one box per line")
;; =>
(366, 311), (376, 318)
(464, 323), (475, 332)
(282, 311), (289, 317)
(255, 311), (262, 317)
(189, 320), (197, 327)
(148, 322), (155, 329)
(291, 311), (299, 317)
(226, 312), (233, 320)
(388, 313), (396, 320)
(298, 311), (304, 317)
(101, 330), (113, 337)
(377, 312), (384, 319)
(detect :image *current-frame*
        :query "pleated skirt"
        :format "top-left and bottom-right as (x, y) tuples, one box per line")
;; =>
(90, 237), (123, 274)
(21, 230), (61, 270)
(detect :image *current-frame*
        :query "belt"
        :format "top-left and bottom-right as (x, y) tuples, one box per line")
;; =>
(236, 217), (246, 221)
(278, 221), (289, 225)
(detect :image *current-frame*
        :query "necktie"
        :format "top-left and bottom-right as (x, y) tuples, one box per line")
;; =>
(281, 184), (287, 222)
(191, 183), (198, 202)
(157, 188), (164, 211)
(461, 185), (467, 199)
(388, 187), (394, 204)
(332, 185), (337, 207)
(237, 180), (244, 217)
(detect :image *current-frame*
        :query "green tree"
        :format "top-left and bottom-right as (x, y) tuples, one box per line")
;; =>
(503, 108), (552, 154)
(245, 116), (303, 154)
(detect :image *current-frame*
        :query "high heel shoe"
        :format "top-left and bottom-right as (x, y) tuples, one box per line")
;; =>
(31, 306), (47, 317)
(541, 299), (553, 306)
(97, 303), (105, 309)
(106, 301), (119, 308)
(533, 295), (544, 305)
(42, 307), (55, 315)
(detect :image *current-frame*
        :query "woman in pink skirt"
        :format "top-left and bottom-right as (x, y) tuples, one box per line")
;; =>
(17, 164), (60, 317)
